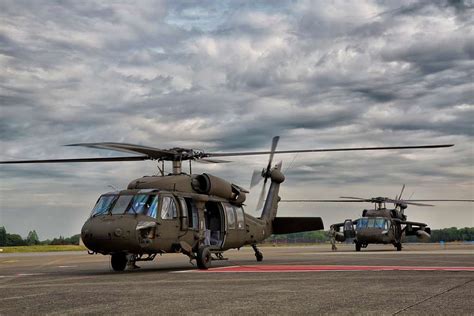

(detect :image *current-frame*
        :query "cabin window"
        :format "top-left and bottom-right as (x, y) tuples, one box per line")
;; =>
(128, 194), (158, 218)
(91, 195), (116, 216)
(224, 204), (236, 229)
(178, 198), (188, 218)
(161, 196), (177, 220)
(111, 195), (133, 214)
(235, 206), (245, 229)
(185, 198), (199, 230)
(178, 197), (189, 229)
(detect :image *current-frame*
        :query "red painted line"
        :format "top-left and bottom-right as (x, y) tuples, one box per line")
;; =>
(199, 265), (474, 273)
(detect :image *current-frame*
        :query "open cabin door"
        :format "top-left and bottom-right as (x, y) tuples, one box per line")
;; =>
(204, 201), (226, 248)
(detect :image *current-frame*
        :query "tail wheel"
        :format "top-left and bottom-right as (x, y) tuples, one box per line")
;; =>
(111, 253), (127, 271)
(196, 246), (212, 270)
(255, 251), (263, 262)
(355, 242), (361, 252)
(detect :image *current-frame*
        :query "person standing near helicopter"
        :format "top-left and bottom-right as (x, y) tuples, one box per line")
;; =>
(329, 225), (337, 251)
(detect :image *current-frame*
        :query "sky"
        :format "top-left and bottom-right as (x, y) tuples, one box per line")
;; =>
(0, 0), (473, 240)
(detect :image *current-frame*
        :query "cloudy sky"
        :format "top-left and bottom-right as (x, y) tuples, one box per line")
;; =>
(0, 0), (473, 239)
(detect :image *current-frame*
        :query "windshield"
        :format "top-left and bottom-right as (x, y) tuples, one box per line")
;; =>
(356, 217), (388, 229)
(110, 195), (134, 214)
(375, 218), (385, 229)
(91, 195), (117, 216)
(127, 194), (158, 217)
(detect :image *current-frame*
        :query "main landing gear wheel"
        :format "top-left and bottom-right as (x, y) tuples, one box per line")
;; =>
(196, 246), (212, 270)
(396, 243), (402, 251)
(111, 253), (127, 271)
(355, 242), (361, 252)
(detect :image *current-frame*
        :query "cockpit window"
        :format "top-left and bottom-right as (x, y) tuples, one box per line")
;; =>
(161, 196), (177, 219)
(91, 195), (116, 216)
(110, 195), (133, 214)
(375, 218), (385, 229)
(357, 217), (388, 229)
(128, 194), (158, 217)
(367, 218), (375, 228)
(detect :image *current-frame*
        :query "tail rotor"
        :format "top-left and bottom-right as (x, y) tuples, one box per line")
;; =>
(250, 136), (280, 210)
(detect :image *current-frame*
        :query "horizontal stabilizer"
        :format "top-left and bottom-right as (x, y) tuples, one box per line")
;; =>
(272, 217), (324, 235)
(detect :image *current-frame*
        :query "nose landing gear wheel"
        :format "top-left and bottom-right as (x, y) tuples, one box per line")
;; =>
(196, 246), (212, 270)
(111, 253), (127, 271)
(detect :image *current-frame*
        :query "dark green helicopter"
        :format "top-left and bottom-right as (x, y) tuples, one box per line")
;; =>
(282, 185), (473, 251)
(0, 138), (453, 269)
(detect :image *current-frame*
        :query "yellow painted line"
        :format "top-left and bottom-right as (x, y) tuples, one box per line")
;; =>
(0, 260), (19, 264)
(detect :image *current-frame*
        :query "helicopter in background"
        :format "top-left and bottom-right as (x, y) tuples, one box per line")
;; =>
(0, 138), (454, 269)
(282, 185), (473, 251)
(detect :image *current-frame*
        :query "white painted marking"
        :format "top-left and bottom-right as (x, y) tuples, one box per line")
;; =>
(16, 273), (44, 277)
(171, 265), (241, 273)
(0, 293), (46, 301)
(58, 265), (78, 268)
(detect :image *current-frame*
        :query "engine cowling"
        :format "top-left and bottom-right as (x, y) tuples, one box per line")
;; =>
(416, 230), (431, 242)
(191, 173), (246, 204)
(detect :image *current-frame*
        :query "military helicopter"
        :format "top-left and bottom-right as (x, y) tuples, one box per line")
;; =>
(0, 138), (454, 269)
(282, 185), (473, 251)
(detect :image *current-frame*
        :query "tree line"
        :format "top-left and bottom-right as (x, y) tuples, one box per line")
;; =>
(266, 227), (474, 244)
(1, 226), (473, 247)
(0, 226), (80, 247)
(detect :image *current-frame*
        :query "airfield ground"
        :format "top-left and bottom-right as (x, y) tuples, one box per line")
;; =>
(0, 244), (473, 315)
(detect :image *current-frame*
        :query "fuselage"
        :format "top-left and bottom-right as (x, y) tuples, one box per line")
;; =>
(353, 216), (399, 245)
(81, 187), (268, 255)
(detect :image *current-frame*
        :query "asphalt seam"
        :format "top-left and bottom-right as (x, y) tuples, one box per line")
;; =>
(391, 278), (474, 315)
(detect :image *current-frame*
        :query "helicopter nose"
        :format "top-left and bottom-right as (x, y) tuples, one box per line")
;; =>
(81, 216), (140, 253)
(356, 228), (385, 243)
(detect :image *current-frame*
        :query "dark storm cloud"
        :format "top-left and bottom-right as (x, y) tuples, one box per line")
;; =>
(0, 0), (473, 237)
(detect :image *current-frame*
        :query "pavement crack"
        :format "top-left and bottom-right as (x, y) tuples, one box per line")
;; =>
(391, 278), (474, 315)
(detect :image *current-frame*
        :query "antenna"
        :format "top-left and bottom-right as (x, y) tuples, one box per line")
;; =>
(107, 185), (118, 191)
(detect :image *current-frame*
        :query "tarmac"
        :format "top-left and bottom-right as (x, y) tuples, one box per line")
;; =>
(0, 243), (473, 315)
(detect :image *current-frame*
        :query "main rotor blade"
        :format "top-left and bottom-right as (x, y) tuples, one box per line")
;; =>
(403, 199), (474, 202)
(340, 196), (370, 200)
(280, 199), (373, 203)
(205, 144), (454, 157)
(0, 156), (149, 164)
(67, 142), (175, 160)
(391, 200), (434, 207)
(195, 158), (231, 164)
(281, 198), (473, 205)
